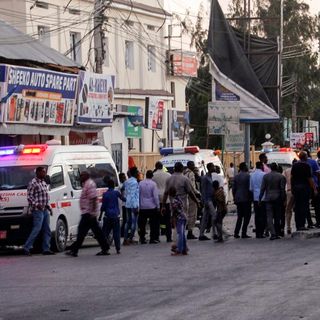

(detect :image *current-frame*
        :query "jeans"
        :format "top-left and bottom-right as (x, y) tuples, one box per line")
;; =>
(71, 213), (109, 254)
(176, 218), (187, 253)
(24, 209), (51, 252)
(253, 201), (266, 237)
(124, 208), (138, 240)
(234, 202), (252, 236)
(293, 185), (310, 230)
(103, 216), (120, 251)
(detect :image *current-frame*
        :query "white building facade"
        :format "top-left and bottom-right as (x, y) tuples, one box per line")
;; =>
(0, 0), (190, 172)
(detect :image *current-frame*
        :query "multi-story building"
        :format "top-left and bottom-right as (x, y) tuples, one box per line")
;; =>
(0, 0), (190, 172)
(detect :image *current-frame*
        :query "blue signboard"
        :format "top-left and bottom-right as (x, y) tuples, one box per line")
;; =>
(5, 65), (78, 126)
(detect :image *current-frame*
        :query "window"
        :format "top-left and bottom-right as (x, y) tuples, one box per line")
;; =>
(103, 36), (109, 67)
(38, 25), (50, 47)
(0, 166), (47, 190)
(125, 40), (134, 69)
(67, 163), (118, 190)
(35, 1), (49, 9)
(147, 25), (155, 31)
(147, 45), (156, 72)
(70, 32), (82, 64)
(50, 166), (64, 189)
(68, 8), (80, 15)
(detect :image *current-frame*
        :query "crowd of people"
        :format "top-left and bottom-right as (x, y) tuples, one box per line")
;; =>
(23, 149), (320, 257)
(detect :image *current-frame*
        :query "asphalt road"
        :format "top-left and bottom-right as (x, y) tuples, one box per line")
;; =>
(1, 216), (320, 320)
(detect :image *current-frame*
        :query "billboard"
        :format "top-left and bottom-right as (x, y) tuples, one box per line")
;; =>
(170, 110), (190, 141)
(125, 106), (143, 138)
(5, 65), (77, 126)
(146, 97), (164, 130)
(170, 52), (198, 77)
(208, 101), (240, 135)
(77, 71), (115, 125)
(290, 132), (314, 149)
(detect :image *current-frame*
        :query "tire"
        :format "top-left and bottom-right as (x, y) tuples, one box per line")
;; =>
(52, 219), (67, 252)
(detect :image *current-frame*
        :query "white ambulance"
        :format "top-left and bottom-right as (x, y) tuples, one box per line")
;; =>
(0, 141), (119, 251)
(263, 148), (299, 170)
(159, 146), (228, 201)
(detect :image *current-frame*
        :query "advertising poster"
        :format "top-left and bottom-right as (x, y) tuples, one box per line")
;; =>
(208, 80), (240, 135)
(125, 106), (143, 138)
(290, 132), (315, 149)
(170, 53), (198, 77)
(146, 97), (164, 130)
(77, 71), (115, 125)
(170, 110), (189, 140)
(208, 101), (240, 135)
(5, 65), (77, 126)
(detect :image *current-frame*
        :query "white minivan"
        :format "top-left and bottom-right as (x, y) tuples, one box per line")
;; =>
(0, 141), (119, 251)
(159, 146), (228, 201)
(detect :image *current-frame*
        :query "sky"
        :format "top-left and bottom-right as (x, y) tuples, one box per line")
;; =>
(168, 0), (320, 17)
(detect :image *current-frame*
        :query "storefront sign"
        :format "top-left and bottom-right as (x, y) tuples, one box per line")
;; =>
(77, 71), (115, 125)
(225, 133), (245, 152)
(125, 106), (143, 138)
(146, 97), (164, 130)
(170, 53), (198, 77)
(5, 65), (77, 126)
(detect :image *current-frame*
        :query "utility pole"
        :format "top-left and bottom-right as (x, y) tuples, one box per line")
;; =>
(93, 0), (106, 74)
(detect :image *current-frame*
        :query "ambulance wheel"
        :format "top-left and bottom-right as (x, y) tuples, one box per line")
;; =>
(52, 219), (67, 252)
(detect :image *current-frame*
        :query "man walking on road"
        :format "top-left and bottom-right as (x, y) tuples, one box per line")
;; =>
(139, 170), (160, 244)
(233, 162), (252, 239)
(184, 161), (200, 240)
(259, 163), (286, 240)
(66, 171), (110, 257)
(24, 166), (54, 256)
(250, 161), (266, 238)
(291, 151), (317, 231)
(153, 161), (172, 242)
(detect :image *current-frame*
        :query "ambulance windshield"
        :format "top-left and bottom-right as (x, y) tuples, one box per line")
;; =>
(0, 166), (44, 190)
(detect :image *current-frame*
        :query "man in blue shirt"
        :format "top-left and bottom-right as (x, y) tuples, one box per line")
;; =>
(249, 161), (266, 238)
(123, 167), (139, 245)
(99, 179), (125, 254)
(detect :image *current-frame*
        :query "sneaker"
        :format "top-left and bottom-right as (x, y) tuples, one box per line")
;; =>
(42, 250), (55, 255)
(23, 249), (31, 256)
(65, 251), (78, 257)
(187, 233), (198, 240)
(198, 235), (210, 241)
(96, 250), (110, 256)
